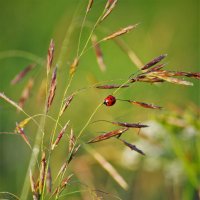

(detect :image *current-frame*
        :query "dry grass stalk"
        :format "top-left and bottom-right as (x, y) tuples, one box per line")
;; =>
(94, 120), (148, 128)
(46, 167), (52, 193)
(51, 121), (70, 150)
(87, 128), (129, 143)
(118, 138), (145, 155)
(141, 54), (167, 70)
(114, 39), (143, 68)
(101, 0), (118, 22)
(96, 84), (129, 89)
(86, 0), (94, 13)
(0, 92), (23, 112)
(102, 24), (138, 41)
(15, 122), (31, 148)
(129, 100), (162, 109)
(69, 57), (79, 75)
(46, 67), (57, 112)
(47, 39), (55, 75)
(91, 35), (106, 72)
(89, 148), (128, 189)
(39, 152), (47, 194)
(18, 78), (34, 108)
(11, 64), (35, 85)
(60, 94), (74, 116)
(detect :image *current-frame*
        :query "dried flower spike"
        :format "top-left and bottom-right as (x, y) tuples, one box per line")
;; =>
(51, 121), (70, 150)
(101, 0), (118, 22)
(39, 152), (47, 194)
(118, 138), (145, 155)
(141, 54), (167, 70)
(129, 100), (162, 109)
(46, 167), (52, 193)
(93, 120), (148, 128)
(47, 39), (55, 75)
(86, 0), (94, 13)
(69, 128), (76, 153)
(18, 78), (34, 109)
(92, 35), (106, 72)
(11, 64), (35, 85)
(87, 128), (129, 143)
(30, 170), (39, 200)
(46, 67), (57, 112)
(60, 94), (74, 116)
(102, 24), (138, 41)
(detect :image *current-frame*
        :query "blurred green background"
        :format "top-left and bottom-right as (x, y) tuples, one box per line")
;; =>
(0, 0), (199, 199)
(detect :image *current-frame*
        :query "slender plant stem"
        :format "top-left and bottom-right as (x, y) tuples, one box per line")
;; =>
(40, 1), (85, 198)
(78, 7), (107, 59)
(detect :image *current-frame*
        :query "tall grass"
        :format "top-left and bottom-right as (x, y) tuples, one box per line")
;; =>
(0, 0), (199, 200)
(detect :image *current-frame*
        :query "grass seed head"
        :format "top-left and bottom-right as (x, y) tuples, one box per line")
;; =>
(47, 39), (55, 75)
(46, 66), (57, 112)
(11, 64), (35, 85)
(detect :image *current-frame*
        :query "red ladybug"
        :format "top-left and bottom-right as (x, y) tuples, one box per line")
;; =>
(103, 95), (116, 106)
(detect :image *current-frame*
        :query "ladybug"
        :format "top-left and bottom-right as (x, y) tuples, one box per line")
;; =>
(103, 95), (116, 106)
